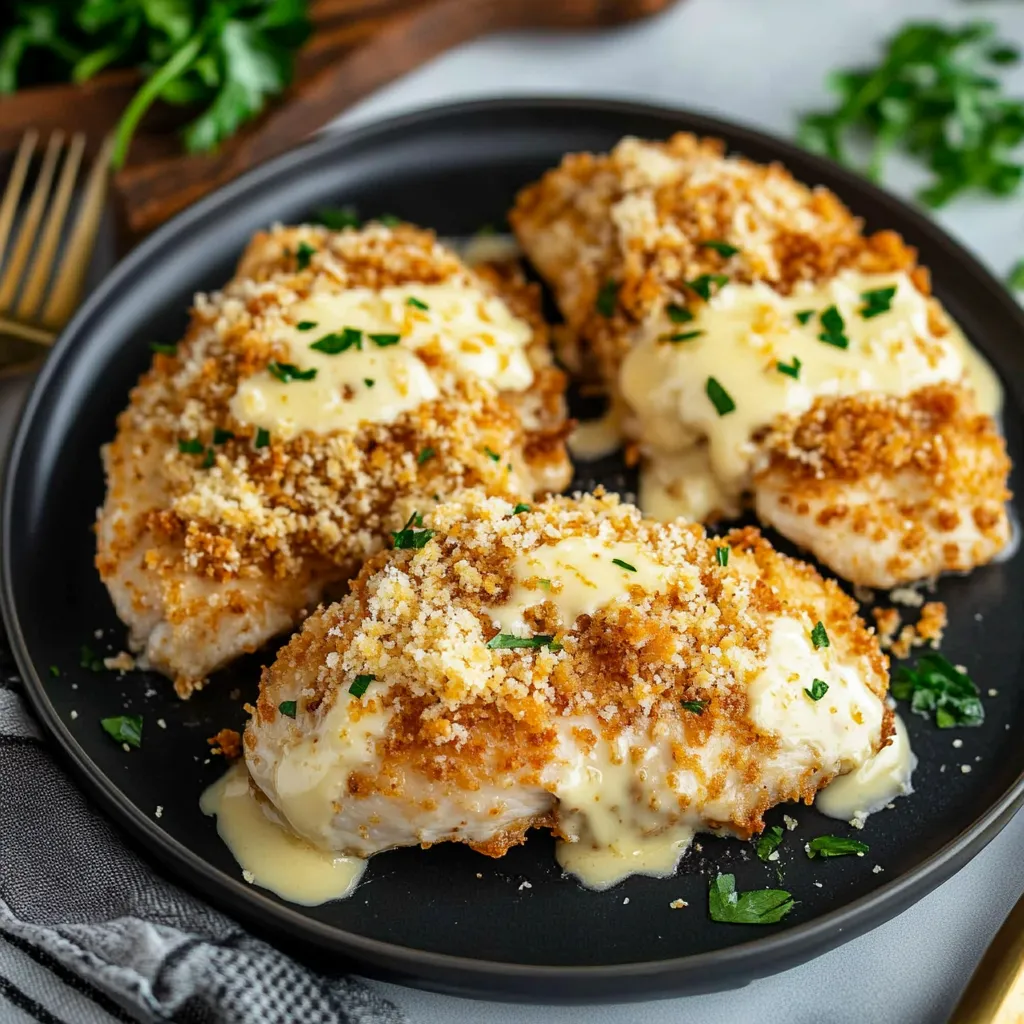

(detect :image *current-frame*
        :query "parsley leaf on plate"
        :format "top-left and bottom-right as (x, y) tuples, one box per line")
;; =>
(100, 714), (142, 748)
(708, 873), (795, 925)
(756, 825), (784, 862)
(806, 835), (869, 858)
(892, 653), (984, 728)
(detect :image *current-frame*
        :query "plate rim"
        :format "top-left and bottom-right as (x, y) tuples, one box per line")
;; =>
(4, 94), (1024, 1000)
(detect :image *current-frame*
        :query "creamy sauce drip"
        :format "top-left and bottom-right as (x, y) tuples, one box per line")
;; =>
(486, 536), (668, 634)
(816, 714), (916, 824)
(569, 407), (624, 461)
(620, 271), (1003, 522)
(231, 282), (534, 438)
(200, 762), (365, 905)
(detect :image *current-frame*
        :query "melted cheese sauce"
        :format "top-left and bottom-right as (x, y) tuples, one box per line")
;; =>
(620, 271), (1002, 522)
(569, 407), (624, 461)
(486, 536), (668, 634)
(231, 282), (535, 438)
(200, 762), (365, 905)
(816, 713), (916, 824)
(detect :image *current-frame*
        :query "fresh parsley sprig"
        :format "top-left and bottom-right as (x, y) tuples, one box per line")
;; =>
(892, 653), (984, 728)
(708, 873), (795, 925)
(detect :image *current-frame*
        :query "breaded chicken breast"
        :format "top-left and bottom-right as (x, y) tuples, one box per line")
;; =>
(754, 384), (1012, 588)
(96, 223), (571, 697)
(510, 133), (1009, 585)
(245, 490), (891, 888)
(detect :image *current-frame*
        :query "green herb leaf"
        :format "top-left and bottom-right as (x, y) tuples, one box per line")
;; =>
(860, 286), (897, 319)
(777, 356), (802, 379)
(178, 438), (204, 455)
(369, 333), (401, 347)
(349, 674), (374, 698)
(805, 678), (829, 701)
(512, 503), (531, 515)
(314, 206), (360, 230)
(612, 558), (637, 572)
(716, 546), (729, 566)
(417, 447), (436, 465)
(1008, 260), (1024, 291)
(378, 213), (401, 227)
(49, 665), (60, 678)
(811, 621), (830, 649)
(706, 377), (736, 416)
(80, 645), (104, 672)
(700, 240), (740, 257)
(681, 699), (709, 715)
(595, 280), (619, 317)
(254, 427), (270, 449)
(150, 342), (177, 356)
(296, 321), (318, 331)
(818, 305), (849, 349)
(756, 825), (784, 862)
(406, 296), (429, 311)
(310, 327), (362, 354)
(687, 274), (729, 302)
(201, 447), (215, 469)
(278, 700), (297, 719)
(486, 633), (562, 651)
(391, 511), (435, 550)
(891, 653), (984, 728)
(267, 361), (317, 382)
(795, 309), (815, 325)
(484, 447), (501, 462)
(666, 303), (694, 324)
(806, 835), (869, 859)
(708, 873), (795, 925)
(294, 241), (316, 270)
(661, 330), (704, 343)
(213, 428), (234, 445)
(100, 714), (142, 749)
(364, 378), (375, 388)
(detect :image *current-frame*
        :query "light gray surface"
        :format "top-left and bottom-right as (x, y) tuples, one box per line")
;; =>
(326, 1), (1024, 1021)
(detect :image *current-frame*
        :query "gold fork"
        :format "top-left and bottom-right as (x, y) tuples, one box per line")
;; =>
(0, 130), (112, 375)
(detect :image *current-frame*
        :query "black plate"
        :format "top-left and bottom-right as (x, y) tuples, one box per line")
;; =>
(4, 99), (1024, 1003)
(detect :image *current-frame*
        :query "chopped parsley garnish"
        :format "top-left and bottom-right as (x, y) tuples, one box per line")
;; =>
(512, 503), (531, 515)
(378, 213), (401, 227)
(700, 240), (740, 257)
(150, 342), (177, 356)
(538, 578), (552, 590)
(406, 296), (429, 311)
(296, 321), (318, 331)
(806, 835), (869, 859)
(278, 700), (297, 719)
(484, 447), (501, 462)
(810, 621), (830, 649)
(364, 378), (375, 388)
(213, 428), (234, 445)
(49, 665), (60, 678)
(1009, 260), (1024, 291)
(486, 633), (562, 652)
(391, 511), (435, 550)
(612, 558), (637, 572)
(349, 674), (375, 698)
(295, 241), (316, 270)
(254, 428), (270, 449)
(715, 546), (729, 566)
(805, 678), (829, 701)
(708, 873), (795, 925)
(891, 653), (984, 728)
(756, 825), (784, 862)
(662, 330), (704, 343)
(595, 280), (619, 317)
(795, 309), (816, 325)
(817, 305), (849, 349)
(315, 206), (360, 230)
(859, 286), (897, 319)
(178, 438), (204, 455)
(267, 361), (317, 382)
(369, 333), (401, 347)
(417, 447), (436, 465)
(310, 327), (362, 354)
(681, 699), (708, 715)
(776, 356), (802, 379)
(706, 377), (735, 416)
(666, 303), (694, 324)
(201, 447), (215, 469)
(100, 714), (142, 749)
(686, 273), (729, 301)
(80, 645), (104, 672)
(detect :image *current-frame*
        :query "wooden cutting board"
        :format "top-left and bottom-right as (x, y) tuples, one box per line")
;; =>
(0, 0), (681, 236)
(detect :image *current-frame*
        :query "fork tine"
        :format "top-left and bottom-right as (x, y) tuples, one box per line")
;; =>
(16, 132), (85, 321)
(40, 133), (112, 331)
(0, 131), (64, 313)
(0, 131), (38, 271)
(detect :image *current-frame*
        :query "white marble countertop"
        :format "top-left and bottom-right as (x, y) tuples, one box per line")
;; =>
(329, 1), (1024, 1021)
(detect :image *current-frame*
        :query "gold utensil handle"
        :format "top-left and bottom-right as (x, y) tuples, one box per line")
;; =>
(950, 893), (1024, 1023)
